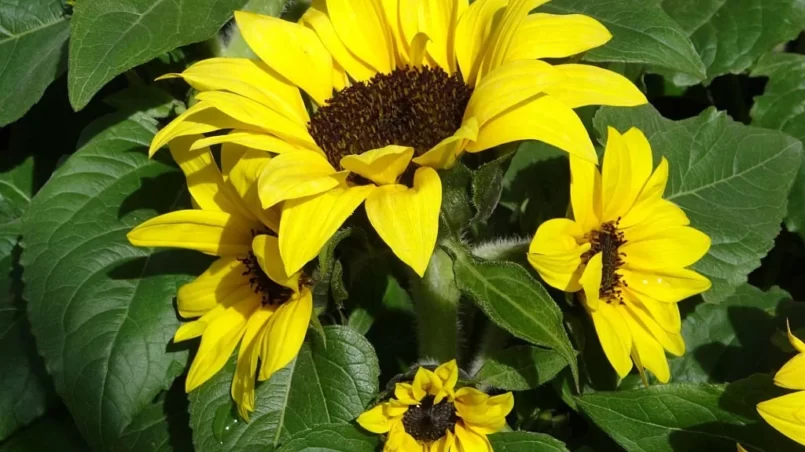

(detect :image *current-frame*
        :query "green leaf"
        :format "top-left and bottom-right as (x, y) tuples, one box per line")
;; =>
(275, 424), (380, 452)
(0, 0), (70, 126)
(670, 284), (803, 384)
(750, 52), (805, 236)
(660, 0), (805, 84)
(439, 163), (473, 238)
(444, 242), (578, 385)
(21, 115), (203, 450)
(594, 104), (803, 303)
(68, 0), (249, 110)
(578, 374), (801, 451)
(114, 379), (193, 452)
(541, 0), (705, 81)
(190, 326), (379, 451)
(475, 346), (569, 391)
(0, 410), (88, 452)
(488, 431), (570, 452)
(471, 156), (509, 226)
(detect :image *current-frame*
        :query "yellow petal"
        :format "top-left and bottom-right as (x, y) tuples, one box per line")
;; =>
(455, 387), (513, 433)
(544, 64), (647, 109)
(358, 404), (397, 434)
(579, 252), (604, 311)
(481, 0), (551, 78)
(757, 392), (805, 446)
(301, 3), (376, 82)
(454, 0), (507, 86)
(327, 0), (392, 73)
(789, 320), (805, 353)
(775, 354), (805, 391)
(527, 218), (588, 292)
(569, 156), (602, 233)
(280, 184), (375, 275)
(258, 288), (314, 380)
(159, 57), (308, 123)
(621, 268), (711, 304)
(340, 145), (414, 185)
(589, 298), (633, 378)
(468, 94), (597, 164)
(127, 210), (255, 256)
(231, 306), (273, 420)
(409, 32), (431, 68)
(623, 288), (682, 333)
(620, 226), (711, 270)
(416, 0), (462, 72)
(507, 13), (611, 61)
(412, 367), (440, 399)
(378, 0), (409, 63)
(622, 295), (685, 355)
(220, 144), (280, 231)
(412, 118), (478, 170)
(464, 59), (564, 127)
(386, 420), (423, 451)
(623, 308), (671, 383)
(174, 319), (209, 342)
(190, 131), (302, 154)
(177, 257), (249, 318)
(175, 284), (259, 343)
(430, 430), (456, 452)
(186, 296), (261, 392)
(620, 199), (689, 240)
(454, 421), (493, 452)
(394, 382), (423, 405)
(252, 234), (300, 291)
(365, 167), (441, 277)
(149, 102), (254, 156)
(195, 91), (315, 149)
(168, 136), (249, 217)
(257, 150), (345, 208)
(235, 11), (333, 105)
(600, 127), (652, 221)
(434, 359), (459, 393)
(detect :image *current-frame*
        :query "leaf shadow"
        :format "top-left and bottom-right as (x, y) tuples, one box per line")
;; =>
(117, 158), (189, 220)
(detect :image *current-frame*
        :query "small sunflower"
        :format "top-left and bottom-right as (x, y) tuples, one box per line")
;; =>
(149, 0), (646, 276)
(757, 322), (805, 446)
(127, 138), (313, 419)
(527, 127), (711, 382)
(357, 360), (513, 451)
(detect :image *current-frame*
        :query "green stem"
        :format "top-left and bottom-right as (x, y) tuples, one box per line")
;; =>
(411, 247), (460, 363)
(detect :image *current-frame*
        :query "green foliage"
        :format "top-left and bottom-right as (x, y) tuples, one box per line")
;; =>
(488, 431), (570, 452)
(275, 424), (380, 452)
(475, 346), (569, 391)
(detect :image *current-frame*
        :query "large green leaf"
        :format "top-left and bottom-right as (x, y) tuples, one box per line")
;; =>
(68, 0), (250, 110)
(0, 0), (70, 126)
(21, 115), (203, 450)
(114, 380), (192, 452)
(0, 409), (88, 452)
(475, 346), (568, 391)
(594, 105), (803, 303)
(444, 242), (578, 385)
(541, 0), (705, 80)
(578, 375), (800, 451)
(189, 326), (379, 452)
(275, 424), (379, 452)
(488, 431), (570, 452)
(660, 0), (805, 84)
(670, 284), (803, 384)
(750, 52), (805, 236)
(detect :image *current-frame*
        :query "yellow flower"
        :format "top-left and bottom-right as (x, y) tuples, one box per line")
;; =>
(527, 127), (711, 382)
(357, 360), (513, 452)
(148, 0), (646, 277)
(757, 322), (805, 446)
(127, 138), (313, 420)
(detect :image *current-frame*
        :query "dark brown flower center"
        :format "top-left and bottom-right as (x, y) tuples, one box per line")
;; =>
(581, 221), (627, 303)
(239, 251), (294, 306)
(307, 66), (473, 169)
(402, 395), (457, 442)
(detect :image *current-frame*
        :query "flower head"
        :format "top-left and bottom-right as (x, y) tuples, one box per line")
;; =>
(757, 322), (805, 446)
(357, 360), (513, 451)
(148, 0), (646, 277)
(528, 127), (711, 382)
(127, 138), (313, 419)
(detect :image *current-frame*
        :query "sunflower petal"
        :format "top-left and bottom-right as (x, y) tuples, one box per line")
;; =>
(417, 0), (463, 72)
(757, 392), (805, 446)
(302, 3), (376, 82)
(468, 94), (597, 164)
(257, 151), (345, 208)
(221, 144), (281, 231)
(235, 11), (333, 105)
(527, 218), (588, 292)
(620, 199), (689, 239)
(280, 184), (374, 275)
(149, 102), (254, 156)
(190, 131), (301, 154)
(177, 257), (249, 318)
(620, 226), (711, 270)
(623, 307), (671, 383)
(570, 155), (602, 233)
(775, 354), (805, 390)
(579, 252), (603, 311)
(365, 167), (441, 277)
(327, 0), (392, 73)
(252, 234), (300, 291)
(127, 210), (254, 256)
(454, 0), (507, 86)
(231, 306), (273, 420)
(621, 267), (711, 304)
(589, 301), (633, 378)
(622, 295), (685, 355)
(454, 422), (493, 452)
(159, 57), (308, 123)
(357, 403), (397, 434)
(412, 117), (478, 170)
(340, 145), (414, 185)
(258, 288), (313, 380)
(507, 13), (611, 61)
(789, 321), (805, 353)
(544, 64), (646, 109)
(600, 127), (652, 221)
(481, 0), (551, 77)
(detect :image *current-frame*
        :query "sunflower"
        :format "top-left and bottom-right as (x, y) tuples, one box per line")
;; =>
(148, 0), (647, 276)
(527, 127), (711, 382)
(127, 137), (313, 419)
(357, 360), (513, 451)
(757, 322), (805, 446)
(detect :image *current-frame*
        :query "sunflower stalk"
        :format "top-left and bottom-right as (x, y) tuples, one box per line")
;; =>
(410, 247), (461, 363)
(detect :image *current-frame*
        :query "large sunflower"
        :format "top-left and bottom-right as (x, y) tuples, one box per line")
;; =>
(149, 0), (646, 276)
(127, 138), (312, 419)
(527, 127), (711, 382)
